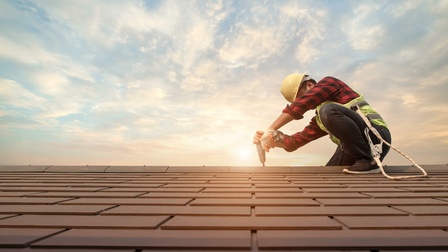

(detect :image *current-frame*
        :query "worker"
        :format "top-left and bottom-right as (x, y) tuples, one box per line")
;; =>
(253, 74), (391, 174)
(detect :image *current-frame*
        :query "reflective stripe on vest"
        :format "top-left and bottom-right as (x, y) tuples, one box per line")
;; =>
(315, 94), (388, 145)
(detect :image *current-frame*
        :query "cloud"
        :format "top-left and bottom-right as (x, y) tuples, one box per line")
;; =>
(31, 1), (157, 47)
(0, 79), (46, 109)
(0, 79), (58, 131)
(278, 3), (326, 63)
(218, 25), (285, 67)
(342, 2), (386, 51)
(0, 36), (59, 65)
(386, 0), (422, 17)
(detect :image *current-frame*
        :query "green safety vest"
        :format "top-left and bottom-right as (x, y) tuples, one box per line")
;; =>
(315, 94), (388, 145)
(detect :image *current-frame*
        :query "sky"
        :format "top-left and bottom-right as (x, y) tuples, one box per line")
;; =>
(0, 0), (447, 167)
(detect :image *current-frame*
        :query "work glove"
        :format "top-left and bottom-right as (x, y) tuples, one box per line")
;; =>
(252, 130), (264, 145)
(253, 129), (286, 152)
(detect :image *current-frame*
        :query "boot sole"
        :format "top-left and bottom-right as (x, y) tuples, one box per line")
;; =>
(343, 168), (381, 174)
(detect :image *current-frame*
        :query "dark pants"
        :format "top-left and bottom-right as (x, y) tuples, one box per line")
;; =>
(319, 103), (392, 166)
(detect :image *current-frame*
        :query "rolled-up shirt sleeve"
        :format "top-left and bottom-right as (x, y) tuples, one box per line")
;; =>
(282, 104), (303, 120)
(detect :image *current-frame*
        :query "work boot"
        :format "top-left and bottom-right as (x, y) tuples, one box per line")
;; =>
(343, 160), (380, 174)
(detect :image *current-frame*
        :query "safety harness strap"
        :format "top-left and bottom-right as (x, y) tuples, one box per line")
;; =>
(353, 101), (384, 121)
(352, 105), (428, 180)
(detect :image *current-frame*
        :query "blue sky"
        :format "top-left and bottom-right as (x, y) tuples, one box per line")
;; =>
(1, 0), (447, 166)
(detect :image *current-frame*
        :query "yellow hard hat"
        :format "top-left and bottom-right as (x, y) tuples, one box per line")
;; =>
(280, 74), (310, 103)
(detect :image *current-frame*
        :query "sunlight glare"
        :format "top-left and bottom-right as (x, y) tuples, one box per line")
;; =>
(236, 146), (252, 160)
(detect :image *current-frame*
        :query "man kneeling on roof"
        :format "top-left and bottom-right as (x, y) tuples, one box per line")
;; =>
(253, 74), (392, 174)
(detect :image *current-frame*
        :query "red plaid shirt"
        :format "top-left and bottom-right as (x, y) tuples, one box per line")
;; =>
(282, 76), (360, 151)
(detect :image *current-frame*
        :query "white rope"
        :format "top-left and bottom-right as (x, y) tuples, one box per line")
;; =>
(354, 106), (428, 180)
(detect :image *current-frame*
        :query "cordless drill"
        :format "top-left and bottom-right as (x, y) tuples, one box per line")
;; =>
(255, 130), (285, 167)
(256, 143), (266, 167)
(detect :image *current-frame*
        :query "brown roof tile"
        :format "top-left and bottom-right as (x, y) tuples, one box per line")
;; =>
(32, 229), (251, 249)
(0, 164), (447, 251)
(255, 206), (407, 216)
(0, 215), (170, 229)
(161, 216), (342, 230)
(102, 205), (251, 216)
(257, 229), (448, 249)
(335, 215), (448, 229)
(0, 228), (64, 248)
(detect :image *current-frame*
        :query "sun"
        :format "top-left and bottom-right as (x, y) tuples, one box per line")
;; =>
(236, 146), (252, 160)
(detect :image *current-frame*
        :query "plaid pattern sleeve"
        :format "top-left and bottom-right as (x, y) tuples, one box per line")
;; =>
(283, 116), (328, 152)
(281, 76), (360, 151)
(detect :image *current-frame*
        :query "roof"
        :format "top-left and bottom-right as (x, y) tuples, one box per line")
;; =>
(0, 164), (447, 251)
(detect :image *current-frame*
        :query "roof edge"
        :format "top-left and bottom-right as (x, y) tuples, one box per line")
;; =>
(0, 164), (445, 173)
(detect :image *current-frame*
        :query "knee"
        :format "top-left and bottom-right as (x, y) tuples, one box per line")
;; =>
(319, 103), (339, 126)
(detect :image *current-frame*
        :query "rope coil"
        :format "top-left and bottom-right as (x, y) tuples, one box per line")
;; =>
(353, 105), (428, 180)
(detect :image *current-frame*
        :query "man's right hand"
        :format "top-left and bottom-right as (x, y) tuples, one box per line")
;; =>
(253, 129), (287, 152)
(252, 131), (264, 145)
(253, 129), (276, 152)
